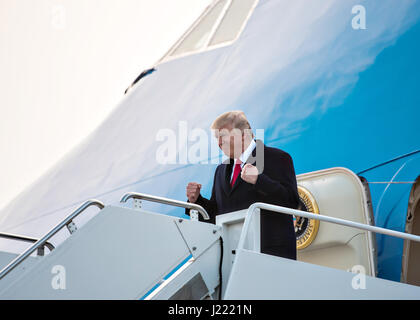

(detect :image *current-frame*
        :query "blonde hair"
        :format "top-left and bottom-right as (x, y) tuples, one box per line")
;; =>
(211, 110), (252, 132)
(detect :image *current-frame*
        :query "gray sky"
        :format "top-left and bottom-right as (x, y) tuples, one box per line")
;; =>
(0, 0), (210, 211)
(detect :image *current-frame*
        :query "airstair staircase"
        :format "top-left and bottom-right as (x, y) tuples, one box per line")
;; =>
(0, 168), (419, 299)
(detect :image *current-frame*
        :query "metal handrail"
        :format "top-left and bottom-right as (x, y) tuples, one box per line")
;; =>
(0, 199), (105, 281)
(237, 202), (420, 252)
(0, 232), (55, 256)
(120, 192), (210, 220)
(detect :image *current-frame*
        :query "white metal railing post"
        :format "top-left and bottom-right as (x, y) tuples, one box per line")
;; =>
(237, 202), (420, 252)
(120, 192), (210, 220)
(0, 199), (105, 281)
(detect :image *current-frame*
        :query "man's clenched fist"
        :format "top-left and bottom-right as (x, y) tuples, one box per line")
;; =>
(241, 163), (259, 184)
(186, 182), (202, 203)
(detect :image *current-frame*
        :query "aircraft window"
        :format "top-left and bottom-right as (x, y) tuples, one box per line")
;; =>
(210, 0), (257, 46)
(165, 0), (258, 61)
(171, 0), (229, 56)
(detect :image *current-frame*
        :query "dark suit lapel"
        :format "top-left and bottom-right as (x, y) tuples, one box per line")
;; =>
(222, 157), (243, 196)
(221, 159), (233, 196)
(230, 175), (243, 194)
(230, 163), (244, 194)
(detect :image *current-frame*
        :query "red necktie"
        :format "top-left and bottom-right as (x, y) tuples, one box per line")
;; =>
(230, 159), (242, 187)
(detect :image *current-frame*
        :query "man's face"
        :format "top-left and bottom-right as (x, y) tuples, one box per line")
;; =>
(215, 124), (244, 159)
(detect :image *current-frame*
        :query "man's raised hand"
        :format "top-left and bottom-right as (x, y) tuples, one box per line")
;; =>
(186, 182), (202, 203)
(241, 163), (259, 184)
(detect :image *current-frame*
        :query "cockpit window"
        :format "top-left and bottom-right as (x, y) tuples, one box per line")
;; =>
(171, 0), (229, 56)
(162, 0), (258, 62)
(210, 0), (257, 46)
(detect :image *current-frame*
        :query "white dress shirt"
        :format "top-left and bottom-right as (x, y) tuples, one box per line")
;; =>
(230, 139), (256, 182)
